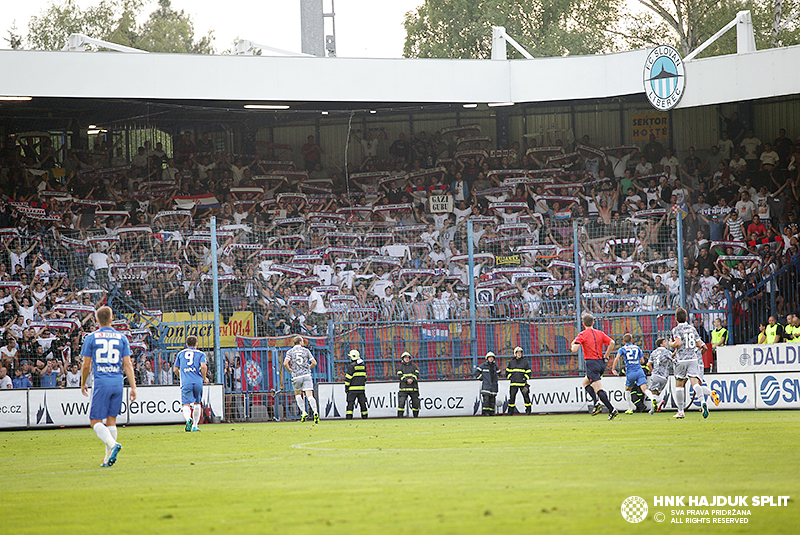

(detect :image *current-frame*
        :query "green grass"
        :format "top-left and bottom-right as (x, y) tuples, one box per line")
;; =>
(2, 411), (799, 534)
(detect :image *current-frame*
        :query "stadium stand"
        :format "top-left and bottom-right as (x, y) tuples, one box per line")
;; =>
(1, 120), (798, 402)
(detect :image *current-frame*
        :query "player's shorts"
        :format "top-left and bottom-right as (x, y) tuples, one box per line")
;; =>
(648, 374), (668, 393)
(585, 359), (606, 383)
(89, 384), (123, 420)
(292, 374), (313, 392)
(625, 368), (647, 388)
(674, 359), (701, 380)
(695, 360), (705, 381)
(181, 383), (203, 405)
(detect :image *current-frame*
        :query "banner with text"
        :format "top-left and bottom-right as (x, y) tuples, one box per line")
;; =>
(717, 343), (800, 373)
(3, 385), (225, 429)
(632, 112), (669, 142)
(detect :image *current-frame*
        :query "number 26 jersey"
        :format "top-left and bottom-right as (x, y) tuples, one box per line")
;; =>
(80, 327), (132, 387)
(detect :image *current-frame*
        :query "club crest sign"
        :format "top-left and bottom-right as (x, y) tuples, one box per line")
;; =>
(643, 45), (685, 111)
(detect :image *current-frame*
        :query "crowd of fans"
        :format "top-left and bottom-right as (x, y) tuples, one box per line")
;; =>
(1, 113), (800, 389)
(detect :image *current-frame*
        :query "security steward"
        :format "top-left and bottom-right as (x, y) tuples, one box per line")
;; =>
(397, 351), (421, 418)
(344, 349), (368, 419)
(475, 352), (499, 416)
(506, 346), (532, 415)
(784, 314), (799, 343)
(765, 316), (784, 344)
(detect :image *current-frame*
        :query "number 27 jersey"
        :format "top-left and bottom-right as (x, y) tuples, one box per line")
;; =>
(81, 327), (132, 387)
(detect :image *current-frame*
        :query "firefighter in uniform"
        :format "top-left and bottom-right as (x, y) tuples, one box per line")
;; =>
(344, 349), (368, 419)
(765, 316), (783, 344)
(475, 352), (499, 415)
(397, 351), (420, 418)
(506, 346), (532, 415)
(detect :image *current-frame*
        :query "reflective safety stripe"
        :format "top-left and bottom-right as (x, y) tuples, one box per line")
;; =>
(352, 372), (367, 376)
(348, 386), (365, 390)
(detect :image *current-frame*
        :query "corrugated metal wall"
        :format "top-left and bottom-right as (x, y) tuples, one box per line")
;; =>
(249, 94), (799, 170)
(753, 97), (800, 143)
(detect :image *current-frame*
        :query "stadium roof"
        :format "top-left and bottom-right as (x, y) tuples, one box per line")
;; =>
(1, 44), (799, 127)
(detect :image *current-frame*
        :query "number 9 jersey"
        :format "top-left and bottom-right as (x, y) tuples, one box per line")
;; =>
(81, 327), (132, 387)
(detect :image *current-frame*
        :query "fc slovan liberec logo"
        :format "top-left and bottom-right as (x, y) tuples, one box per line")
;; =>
(643, 45), (685, 111)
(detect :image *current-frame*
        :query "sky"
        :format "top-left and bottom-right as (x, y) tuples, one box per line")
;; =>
(0, 0), (426, 57)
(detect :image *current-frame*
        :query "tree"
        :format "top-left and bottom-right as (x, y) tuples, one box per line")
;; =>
(19, 0), (214, 54)
(25, 0), (141, 51)
(5, 22), (23, 50)
(628, 0), (800, 58)
(403, 0), (625, 59)
(135, 0), (214, 54)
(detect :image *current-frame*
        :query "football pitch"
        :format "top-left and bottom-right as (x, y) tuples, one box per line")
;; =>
(2, 411), (799, 535)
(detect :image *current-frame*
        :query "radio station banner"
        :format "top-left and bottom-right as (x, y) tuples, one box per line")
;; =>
(132, 311), (254, 350)
(631, 112), (669, 142)
(1, 385), (224, 429)
(717, 343), (800, 373)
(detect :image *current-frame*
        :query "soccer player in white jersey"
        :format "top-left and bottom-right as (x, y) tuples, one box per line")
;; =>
(646, 337), (673, 414)
(283, 334), (319, 423)
(80, 306), (137, 467)
(669, 308), (718, 419)
(174, 335), (208, 432)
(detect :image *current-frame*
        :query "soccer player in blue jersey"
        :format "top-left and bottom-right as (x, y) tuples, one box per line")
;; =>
(173, 335), (208, 432)
(80, 306), (137, 467)
(612, 333), (654, 415)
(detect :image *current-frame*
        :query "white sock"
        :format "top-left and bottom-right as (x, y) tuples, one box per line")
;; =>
(624, 391), (635, 411)
(306, 394), (318, 415)
(105, 425), (118, 456)
(93, 422), (116, 449)
(295, 395), (306, 414)
(644, 389), (654, 400)
(694, 383), (707, 405)
(674, 387), (685, 413)
(182, 405), (192, 421)
(701, 385), (713, 396)
(192, 404), (202, 426)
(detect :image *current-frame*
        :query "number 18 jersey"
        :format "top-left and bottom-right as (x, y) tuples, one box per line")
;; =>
(81, 327), (132, 388)
(672, 322), (701, 362)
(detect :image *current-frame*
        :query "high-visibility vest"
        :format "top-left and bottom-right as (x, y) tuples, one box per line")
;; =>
(765, 323), (781, 344)
(786, 324), (800, 343)
(711, 327), (728, 347)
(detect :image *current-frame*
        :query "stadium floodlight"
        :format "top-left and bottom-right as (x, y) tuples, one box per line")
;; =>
(462, 103), (478, 108)
(487, 102), (515, 107)
(244, 104), (291, 110)
(0, 96), (32, 101)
